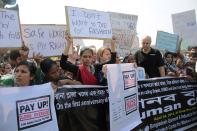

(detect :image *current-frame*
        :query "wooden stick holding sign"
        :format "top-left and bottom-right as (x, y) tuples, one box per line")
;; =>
(65, 6), (112, 40)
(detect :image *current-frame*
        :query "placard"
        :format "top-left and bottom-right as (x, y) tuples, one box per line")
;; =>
(66, 6), (112, 39)
(0, 8), (22, 47)
(0, 83), (59, 131)
(155, 31), (179, 53)
(107, 63), (141, 131)
(103, 12), (138, 57)
(172, 9), (196, 34)
(21, 24), (67, 57)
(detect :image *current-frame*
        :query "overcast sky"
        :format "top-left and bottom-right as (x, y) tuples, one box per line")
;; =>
(17, 0), (197, 46)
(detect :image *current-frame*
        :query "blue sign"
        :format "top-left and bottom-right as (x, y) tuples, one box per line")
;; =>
(156, 31), (179, 53)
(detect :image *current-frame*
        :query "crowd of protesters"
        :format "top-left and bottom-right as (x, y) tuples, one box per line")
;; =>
(0, 34), (197, 89)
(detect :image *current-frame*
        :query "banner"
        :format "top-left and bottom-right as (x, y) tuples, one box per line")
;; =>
(134, 77), (197, 130)
(55, 85), (108, 110)
(0, 83), (59, 131)
(107, 64), (141, 131)
(55, 85), (109, 131)
(65, 6), (112, 39)
(155, 31), (179, 53)
(0, 8), (22, 47)
(21, 24), (67, 57)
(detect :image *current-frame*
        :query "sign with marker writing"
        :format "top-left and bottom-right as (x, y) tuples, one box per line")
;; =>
(66, 6), (112, 39)
(0, 8), (22, 48)
(155, 31), (179, 53)
(21, 24), (67, 57)
(172, 9), (196, 34)
(103, 12), (138, 57)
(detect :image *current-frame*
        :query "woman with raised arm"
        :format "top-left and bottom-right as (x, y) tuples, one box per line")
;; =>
(60, 34), (116, 85)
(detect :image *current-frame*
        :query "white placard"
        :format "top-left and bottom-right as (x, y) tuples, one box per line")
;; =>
(107, 63), (141, 131)
(0, 8), (22, 47)
(66, 6), (112, 39)
(155, 31), (179, 53)
(172, 9), (196, 34)
(0, 83), (59, 131)
(103, 12), (138, 57)
(21, 24), (67, 57)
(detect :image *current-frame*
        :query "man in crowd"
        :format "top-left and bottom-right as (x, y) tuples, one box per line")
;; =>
(134, 35), (165, 78)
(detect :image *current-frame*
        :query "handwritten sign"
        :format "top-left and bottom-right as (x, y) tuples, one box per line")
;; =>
(21, 24), (67, 57)
(66, 6), (112, 39)
(0, 8), (22, 47)
(103, 12), (138, 57)
(172, 9), (196, 34)
(155, 31), (179, 53)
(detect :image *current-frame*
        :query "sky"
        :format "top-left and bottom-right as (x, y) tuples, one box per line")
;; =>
(17, 0), (197, 47)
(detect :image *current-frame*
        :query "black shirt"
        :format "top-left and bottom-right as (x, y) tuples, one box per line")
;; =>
(135, 48), (164, 78)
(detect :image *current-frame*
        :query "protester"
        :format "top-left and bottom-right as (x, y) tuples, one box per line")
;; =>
(60, 34), (116, 85)
(163, 52), (178, 76)
(123, 53), (136, 63)
(134, 35), (165, 78)
(0, 60), (37, 87)
(40, 58), (81, 89)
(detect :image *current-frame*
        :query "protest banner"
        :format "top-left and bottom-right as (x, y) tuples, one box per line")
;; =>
(103, 12), (138, 57)
(0, 8), (22, 48)
(65, 6), (112, 39)
(134, 77), (197, 130)
(0, 83), (59, 131)
(55, 85), (108, 110)
(21, 24), (67, 57)
(55, 85), (109, 131)
(107, 63), (141, 131)
(155, 31), (179, 53)
(54, 77), (197, 131)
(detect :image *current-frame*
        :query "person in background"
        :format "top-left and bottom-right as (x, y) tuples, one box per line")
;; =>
(123, 53), (136, 63)
(40, 58), (81, 90)
(0, 60), (37, 87)
(2, 63), (12, 75)
(163, 52), (178, 76)
(176, 57), (187, 77)
(134, 35), (165, 78)
(8, 50), (22, 69)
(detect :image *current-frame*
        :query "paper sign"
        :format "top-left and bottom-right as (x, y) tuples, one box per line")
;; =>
(0, 83), (58, 131)
(172, 9), (196, 34)
(66, 6), (112, 39)
(155, 31), (179, 53)
(0, 8), (22, 47)
(107, 63), (141, 131)
(103, 12), (138, 57)
(21, 24), (67, 57)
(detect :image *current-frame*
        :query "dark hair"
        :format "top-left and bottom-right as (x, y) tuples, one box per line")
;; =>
(40, 58), (57, 74)
(80, 47), (94, 56)
(15, 60), (37, 77)
(164, 52), (175, 58)
(9, 50), (21, 61)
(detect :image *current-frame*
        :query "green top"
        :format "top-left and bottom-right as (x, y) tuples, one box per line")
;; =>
(0, 74), (15, 87)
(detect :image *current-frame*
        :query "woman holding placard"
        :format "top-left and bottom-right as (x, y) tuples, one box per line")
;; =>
(60, 34), (116, 85)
